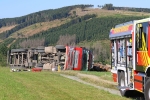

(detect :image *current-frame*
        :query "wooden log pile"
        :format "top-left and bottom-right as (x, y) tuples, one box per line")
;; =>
(91, 63), (111, 72)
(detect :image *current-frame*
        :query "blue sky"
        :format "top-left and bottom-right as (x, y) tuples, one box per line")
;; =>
(0, 0), (150, 19)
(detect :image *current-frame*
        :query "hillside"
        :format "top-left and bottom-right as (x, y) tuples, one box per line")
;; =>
(0, 4), (150, 65)
(0, 25), (17, 34)
(73, 7), (150, 17)
(0, 5), (93, 39)
(1, 7), (150, 40)
(9, 19), (69, 38)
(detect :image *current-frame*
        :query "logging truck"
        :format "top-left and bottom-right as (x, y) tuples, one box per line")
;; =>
(109, 18), (150, 99)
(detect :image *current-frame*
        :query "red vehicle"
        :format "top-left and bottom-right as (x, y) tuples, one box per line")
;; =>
(64, 46), (93, 71)
(109, 18), (150, 99)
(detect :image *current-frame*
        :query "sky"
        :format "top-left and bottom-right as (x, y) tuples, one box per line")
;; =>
(0, 0), (150, 19)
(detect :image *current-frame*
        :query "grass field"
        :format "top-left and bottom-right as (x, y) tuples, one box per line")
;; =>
(80, 71), (112, 80)
(59, 70), (117, 90)
(59, 70), (112, 81)
(0, 67), (131, 100)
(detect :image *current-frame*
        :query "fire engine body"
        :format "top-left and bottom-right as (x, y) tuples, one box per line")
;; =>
(109, 18), (150, 99)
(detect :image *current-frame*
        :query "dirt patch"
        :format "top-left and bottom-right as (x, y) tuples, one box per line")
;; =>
(77, 73), (117, 86)
(0, 25), (17, 34)
(10, 19), (68, 38)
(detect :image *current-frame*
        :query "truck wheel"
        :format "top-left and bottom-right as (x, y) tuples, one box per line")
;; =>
(144, 78), (150, 100)
(118, 71), (125, 96)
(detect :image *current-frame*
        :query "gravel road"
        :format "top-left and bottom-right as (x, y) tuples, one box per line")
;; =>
(60, 74), (121, 96)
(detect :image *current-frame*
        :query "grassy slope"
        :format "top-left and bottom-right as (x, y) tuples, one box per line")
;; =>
(59, 69), (112, 81)
(0, 67), (130, 100)
(80, 71), (112, 81)
(9, 18), (70, 38)
(59, 70), (117, 90)
(72, 8), (150, 17)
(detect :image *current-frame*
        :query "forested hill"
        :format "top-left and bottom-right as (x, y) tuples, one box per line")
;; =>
(0, 5), (93, 27)
(28, 16), (145, 45)
(99, 3), (150, 13)
(0, 4), (93, 39)
(0, 4), (150, 65)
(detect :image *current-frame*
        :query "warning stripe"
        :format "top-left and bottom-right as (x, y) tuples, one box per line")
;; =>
(134, 75), (143, 81)
(134, 75), (143, 92)
(112, 73), (117, 82)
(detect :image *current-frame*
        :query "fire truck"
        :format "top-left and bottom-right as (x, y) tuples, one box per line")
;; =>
(109, 18), (150, 99)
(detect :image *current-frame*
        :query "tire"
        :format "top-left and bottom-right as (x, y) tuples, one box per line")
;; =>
(55, 45), (65, 49)
(11, 49), (27, 53)
(118, 71), (126, 96)
(144, 78), (150, 100)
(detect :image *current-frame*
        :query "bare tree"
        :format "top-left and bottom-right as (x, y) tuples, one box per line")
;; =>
(57, 34), (76, 46)
(19, 38), (45, 48)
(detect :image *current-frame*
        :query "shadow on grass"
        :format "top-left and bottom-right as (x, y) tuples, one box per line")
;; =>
(123, 90), (144, 100)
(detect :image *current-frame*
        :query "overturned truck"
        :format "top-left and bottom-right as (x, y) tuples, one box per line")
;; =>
(7, 45), (93, 72)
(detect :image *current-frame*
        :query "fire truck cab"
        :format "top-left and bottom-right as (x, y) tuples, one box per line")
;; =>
(109, 18), (150, 99)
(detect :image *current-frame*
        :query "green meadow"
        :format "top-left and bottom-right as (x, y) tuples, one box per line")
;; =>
(0, 67), (130, 100)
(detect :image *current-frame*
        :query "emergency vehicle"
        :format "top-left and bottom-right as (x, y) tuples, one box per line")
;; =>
(109, 18), (150, 99)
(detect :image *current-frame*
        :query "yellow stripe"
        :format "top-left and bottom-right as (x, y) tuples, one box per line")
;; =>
(135, 89), (143, 93)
